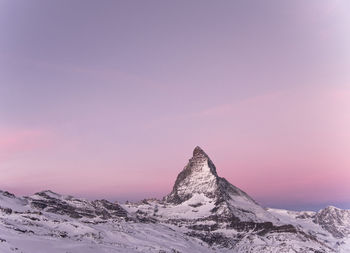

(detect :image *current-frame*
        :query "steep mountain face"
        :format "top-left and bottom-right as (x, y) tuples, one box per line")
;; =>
(123, 147), (336, 252)
(166, 146), (256, 205)
(314, 206), (350, 239)
(164, 146), (276, 222)
(1, 146), (350, 252)
(166, 146), (220, 203)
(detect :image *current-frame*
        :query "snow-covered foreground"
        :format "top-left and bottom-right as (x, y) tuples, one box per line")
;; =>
(1, 147), (349, 252)
(2, 190), (348, 253)
(0, 214), (213, 253)
(0, 190), (214, 253)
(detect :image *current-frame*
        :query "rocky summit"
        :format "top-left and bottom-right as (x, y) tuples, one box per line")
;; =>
(1, 146), (350, 253)
(165, 146), (277, 222)
(166, 146), (221, 203)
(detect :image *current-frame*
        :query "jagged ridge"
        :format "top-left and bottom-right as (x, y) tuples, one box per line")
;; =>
(165, 146), (274, 222)
(1, 147), (349, 252)
(166, 146), (255, 204)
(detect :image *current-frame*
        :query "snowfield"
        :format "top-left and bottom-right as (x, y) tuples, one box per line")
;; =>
(1, 147), (349, 252)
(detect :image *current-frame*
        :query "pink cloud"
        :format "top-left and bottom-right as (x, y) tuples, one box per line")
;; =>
(0, 128), (53, 156)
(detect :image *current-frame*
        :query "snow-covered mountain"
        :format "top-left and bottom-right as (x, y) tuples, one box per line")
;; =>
(1, 146), (349, 252)
(164, 146), (277, 222)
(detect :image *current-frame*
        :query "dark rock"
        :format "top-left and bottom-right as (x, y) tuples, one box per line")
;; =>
(186, 231), (238, 248)
(2, 191), (16, 198)
(0, 207), (12, 214)
(313, 206), (350, 239)
(188, 223), (219, 232)
(29, 191), (128, 220)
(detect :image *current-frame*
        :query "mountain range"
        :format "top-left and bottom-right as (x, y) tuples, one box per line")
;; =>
(0, 146), (349, 252)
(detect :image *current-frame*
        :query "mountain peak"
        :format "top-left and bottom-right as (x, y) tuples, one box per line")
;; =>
(193, 146), (208, 158)
(191, 146), (218, 176)
(34, 190), (62, 199)
(164, 147), (278, 222)
(165, 147), (218, 204)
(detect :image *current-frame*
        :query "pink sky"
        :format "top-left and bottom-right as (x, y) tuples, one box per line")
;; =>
(0, 1), (349, 210)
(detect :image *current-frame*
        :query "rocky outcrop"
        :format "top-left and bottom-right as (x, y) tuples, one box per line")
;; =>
(28, 190), (128, 219)
(314, 206), (350, 238)
(165, 146), (276, 222)
(0, 146), (348, 252)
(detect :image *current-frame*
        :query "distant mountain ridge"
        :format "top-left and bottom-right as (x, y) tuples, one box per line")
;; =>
(1, 146), (350, 252)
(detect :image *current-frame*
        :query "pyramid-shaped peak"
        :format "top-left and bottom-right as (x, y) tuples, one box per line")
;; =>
(165, 146), (219, 204)
(193, 146), (208, 158)
(190, 146), (217, 176)
(166, 146), (259, 202)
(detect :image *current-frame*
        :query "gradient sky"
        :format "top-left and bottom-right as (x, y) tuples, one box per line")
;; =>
(0, 0), (349, 211)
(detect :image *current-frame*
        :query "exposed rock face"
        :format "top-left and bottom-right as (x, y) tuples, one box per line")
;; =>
(0, 191), (16, 199)
(122, 146), (338, 252)
(166, 146), (219, 204)
(314, 206), (350, 239)
(165, 146), (274, 222)
(166, 146), (256, 205)
(28, 190), (128, 219)
(1, 146), (349, 252)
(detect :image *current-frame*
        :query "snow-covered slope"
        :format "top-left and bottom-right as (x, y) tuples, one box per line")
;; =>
(1, 146), (349, 252)
(0, 190), (213, 253)
(314, 206), (350, 239)
(268, 207), (350, 253)
(124, 147), (334, 252)
(164, 146), (277, 222)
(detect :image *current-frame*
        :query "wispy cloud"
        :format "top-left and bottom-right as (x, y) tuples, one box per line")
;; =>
(0, 128), (54, 157)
